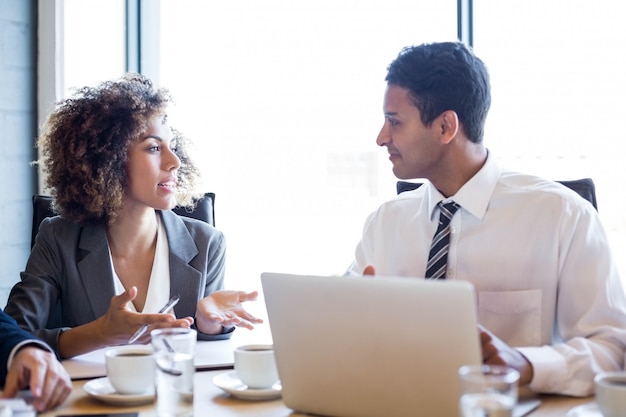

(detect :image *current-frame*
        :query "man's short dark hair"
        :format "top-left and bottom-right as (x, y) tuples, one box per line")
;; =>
(385, 41), (491, 143)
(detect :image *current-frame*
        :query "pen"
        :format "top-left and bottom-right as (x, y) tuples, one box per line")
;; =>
(128, 294), (181, 344)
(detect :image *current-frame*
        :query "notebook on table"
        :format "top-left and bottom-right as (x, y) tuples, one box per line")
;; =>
(261, 272), (483, 417)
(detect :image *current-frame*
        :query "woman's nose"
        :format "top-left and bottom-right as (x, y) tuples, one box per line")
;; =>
(164, 147), (181, 171)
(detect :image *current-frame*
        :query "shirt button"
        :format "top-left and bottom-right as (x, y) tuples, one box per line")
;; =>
(447, 269), (455, 278)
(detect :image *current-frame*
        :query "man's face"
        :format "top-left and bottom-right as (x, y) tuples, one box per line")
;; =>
(376, 85), (444, 180)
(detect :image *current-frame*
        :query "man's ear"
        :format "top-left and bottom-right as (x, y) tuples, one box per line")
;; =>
(439, 110), (459, 144)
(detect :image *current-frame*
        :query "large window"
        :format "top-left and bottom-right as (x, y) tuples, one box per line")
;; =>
(157, 1), (457, 290)
(473, 0), (626, 275)
(62, 0), (125, 97)
(59, 1), (626, 291)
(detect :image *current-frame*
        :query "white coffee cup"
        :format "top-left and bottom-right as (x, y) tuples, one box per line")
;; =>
(234, 344), (280, 389)
(105, 345), (155, 394)
(595, 371), (626, 417)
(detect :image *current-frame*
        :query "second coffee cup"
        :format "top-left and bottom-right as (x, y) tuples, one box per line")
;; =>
(234, 344), (280, 389)
(595, 371), (626, 417)
(105, 345), (155, 395)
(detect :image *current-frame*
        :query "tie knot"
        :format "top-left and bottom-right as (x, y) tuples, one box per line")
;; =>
(438, 201), (461, 221)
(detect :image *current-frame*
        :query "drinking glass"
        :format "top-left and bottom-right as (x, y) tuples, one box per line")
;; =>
(458, 364), (519, 417)
(152, 328), (197, 417)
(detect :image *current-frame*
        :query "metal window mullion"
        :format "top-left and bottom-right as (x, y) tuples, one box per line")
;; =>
(457, 0), (473, 47)
(126, 0), (160, 85)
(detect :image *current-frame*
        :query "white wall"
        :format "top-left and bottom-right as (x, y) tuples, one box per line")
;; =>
(0, 0), (38, 306)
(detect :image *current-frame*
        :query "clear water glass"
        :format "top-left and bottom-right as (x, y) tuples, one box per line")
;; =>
(152, 328), (197, 417)
(459, 364), (520, 417)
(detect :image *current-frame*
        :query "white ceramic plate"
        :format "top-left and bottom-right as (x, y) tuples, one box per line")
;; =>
(566, 402), (602, 417)
(83, 377), (155, 406)
(212, 371), (282, 401)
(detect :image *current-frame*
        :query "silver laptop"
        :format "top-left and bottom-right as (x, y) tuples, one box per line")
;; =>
(261, 272), (482, 417)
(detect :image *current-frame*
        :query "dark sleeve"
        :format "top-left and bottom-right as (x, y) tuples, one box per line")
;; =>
(197, 226), (234, 341)
(192, 323), (235, 341)
(0, 309), (45, 386)
(179, 218), (233, 341)
(4, 218), (67, 351)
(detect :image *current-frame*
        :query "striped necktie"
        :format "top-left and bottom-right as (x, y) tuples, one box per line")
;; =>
(425, 201), (461, 279)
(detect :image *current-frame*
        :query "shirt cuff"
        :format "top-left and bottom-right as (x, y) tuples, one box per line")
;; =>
(516, 346), (567, 392)
(7, 340), (53, 370)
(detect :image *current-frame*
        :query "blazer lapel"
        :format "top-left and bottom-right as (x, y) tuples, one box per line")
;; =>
(160, 211), (203, 319)
(77, 224), (116, 318)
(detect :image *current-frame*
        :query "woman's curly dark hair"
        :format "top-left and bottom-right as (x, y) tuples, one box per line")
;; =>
(37, 73), (202, 226)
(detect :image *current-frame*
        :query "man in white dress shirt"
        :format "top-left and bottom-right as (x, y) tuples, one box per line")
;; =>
(346, 41), (626, 396)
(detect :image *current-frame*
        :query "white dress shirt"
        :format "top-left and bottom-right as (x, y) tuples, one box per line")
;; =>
(347, 152), (626, 396)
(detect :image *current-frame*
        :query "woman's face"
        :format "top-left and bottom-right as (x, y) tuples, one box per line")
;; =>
(125, 115), (181, 212)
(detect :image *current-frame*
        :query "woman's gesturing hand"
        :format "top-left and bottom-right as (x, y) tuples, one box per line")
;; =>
(195, 290), (263, 335)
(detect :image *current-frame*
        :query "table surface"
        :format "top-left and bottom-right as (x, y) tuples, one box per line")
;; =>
(39, 369), (594, 417)
(53, 323), (596, 416)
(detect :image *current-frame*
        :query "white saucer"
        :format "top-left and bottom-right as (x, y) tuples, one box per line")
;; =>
(83, 377), (155, 406)
(566, 402), (602, 417)
(212, 371), (282, 400)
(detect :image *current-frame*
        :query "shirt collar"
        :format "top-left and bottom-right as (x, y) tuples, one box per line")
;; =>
(425, 150), (501, 221)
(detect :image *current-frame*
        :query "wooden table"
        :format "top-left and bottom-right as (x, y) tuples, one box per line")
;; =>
(527, 394), (593, 417)
(40, 369), (594, 417)
(52, 325), (594, 416)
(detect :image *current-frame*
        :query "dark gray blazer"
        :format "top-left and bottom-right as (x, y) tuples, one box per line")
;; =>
(4, 210), (231, 353)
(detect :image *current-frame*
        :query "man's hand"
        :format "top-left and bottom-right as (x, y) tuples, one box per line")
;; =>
(2, 346), (71, 412)
(363, 265), (376, 275)
(479, 325), (534, 386)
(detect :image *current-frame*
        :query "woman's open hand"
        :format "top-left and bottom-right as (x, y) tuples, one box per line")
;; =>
(99, 287), (193, 345)
(195, 290), (263, 334)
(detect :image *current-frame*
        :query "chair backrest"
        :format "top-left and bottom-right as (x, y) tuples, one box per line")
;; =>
(173, 192), (216, 226)
(396, 178), (598, 211)
(31, 195), (56, 249)
(31, 192), (216, 249)
(555, 179), (598, 211)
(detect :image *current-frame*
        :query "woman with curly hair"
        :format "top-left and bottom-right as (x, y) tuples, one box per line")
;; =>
(4, 73), (261, 359)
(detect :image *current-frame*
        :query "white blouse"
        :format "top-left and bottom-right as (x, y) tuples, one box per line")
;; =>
(110, 214), (171, 314)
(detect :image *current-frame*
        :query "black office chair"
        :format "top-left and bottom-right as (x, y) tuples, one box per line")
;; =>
(396, 178), (598, 211)
(31, 192), (216, 249)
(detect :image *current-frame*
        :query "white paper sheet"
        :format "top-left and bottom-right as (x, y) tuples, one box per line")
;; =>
(0, 397), (36, 417)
